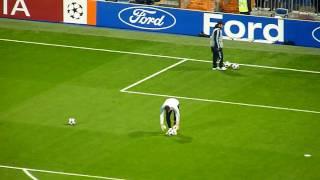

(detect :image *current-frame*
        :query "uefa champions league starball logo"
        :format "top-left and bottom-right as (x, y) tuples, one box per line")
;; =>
(67, 2), (84, 20)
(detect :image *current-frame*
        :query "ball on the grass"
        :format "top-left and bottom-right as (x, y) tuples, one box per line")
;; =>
(68, 117), (76, 125)
(231, 63), (240, 70)
(224, 61), (231, 68)
(167, 128), (177, 136)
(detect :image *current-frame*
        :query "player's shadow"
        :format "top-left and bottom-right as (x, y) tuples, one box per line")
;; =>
(128, 131), (162, 138)
(223, 70), (245, 77)
(168, 134), (193, 144)
(175, 65), (206, 71)
(128, 131), (193, 144)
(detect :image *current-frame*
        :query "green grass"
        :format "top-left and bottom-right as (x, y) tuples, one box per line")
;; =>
(0, 18), (320, 179)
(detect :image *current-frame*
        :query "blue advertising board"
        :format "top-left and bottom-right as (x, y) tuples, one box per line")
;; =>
(96, 1), (320, 48)
(203, 13), (284, 43)
(203, 13), (320, 48)
(97, 1), (203, 36)
(285, 19), (320, 47)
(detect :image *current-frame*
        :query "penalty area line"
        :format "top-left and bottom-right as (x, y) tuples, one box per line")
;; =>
(122, 90), (320, 114)
(0, 38), (320, 74)
(0, 164), (125, 180)
(0, 38), (185, 61)
(187, 58), (320, 74)
(120, 59), (187, 92)
(22, 169), (38, 180)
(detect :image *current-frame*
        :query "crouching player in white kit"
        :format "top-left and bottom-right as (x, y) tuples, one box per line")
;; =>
(160, 98), (180, 136)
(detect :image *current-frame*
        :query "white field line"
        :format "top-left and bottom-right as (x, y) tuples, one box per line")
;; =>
(188, 58), (320, 74)
(238, 63), (320, 74)
(122, 90), (320, 114)
(2, 38), (319, 113)
(22, 169), (38, 180)
(121, 59), (187, 92)
(0, 165), (125, 180)
(0, 38), (185, 61)
(1, 38), (320, 74)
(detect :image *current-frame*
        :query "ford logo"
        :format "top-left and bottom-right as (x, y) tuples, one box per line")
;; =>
(118, 6), (176, 30)
(312, 26), (320, 43)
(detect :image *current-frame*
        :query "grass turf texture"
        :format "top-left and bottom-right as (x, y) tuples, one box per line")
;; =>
(0, 18), (320, 179)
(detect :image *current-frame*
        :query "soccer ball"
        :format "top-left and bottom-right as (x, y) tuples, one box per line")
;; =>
(67, 2), (84, 20)
(224, 61), (231, 68)
(68, 117), (76, 125)
(231, 63), (240, 70)
(166, 128), (177, 136)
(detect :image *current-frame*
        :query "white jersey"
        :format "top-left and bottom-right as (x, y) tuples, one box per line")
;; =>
(160, 98), (180, 126)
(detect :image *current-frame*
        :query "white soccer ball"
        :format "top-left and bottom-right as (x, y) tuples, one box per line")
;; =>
(231, 63), (240, 70)
(172, 129), (177, 135)
(167, 128), (177, 136)
(68, 117), (76, 125)
(224, 61), (231, 68)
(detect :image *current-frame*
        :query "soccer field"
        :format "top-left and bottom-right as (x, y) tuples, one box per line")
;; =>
(0, 18), (320, 180)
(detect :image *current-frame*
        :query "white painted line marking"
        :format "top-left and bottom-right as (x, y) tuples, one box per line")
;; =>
(23, 169), (38, 180)
(238, 63), (320, 74)
(1, 38), (320, 74)
(122, 90), (320, 114)
(0, 38), (184, 61)
(2, 38), (319, 114)
(188, 58), (320, 74)
(121, 59), (187, 92)
(304, 154), (312, 157)
(0, 164), (125, 180)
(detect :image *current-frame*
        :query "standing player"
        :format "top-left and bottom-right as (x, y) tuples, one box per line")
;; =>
(210, 21), (226, 71)
(160, 98), (180, 135)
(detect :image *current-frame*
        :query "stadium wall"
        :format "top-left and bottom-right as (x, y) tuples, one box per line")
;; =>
(94, 1), (320, 48)
(0, 0), (62, 22)
(0, 0), (319, 48)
